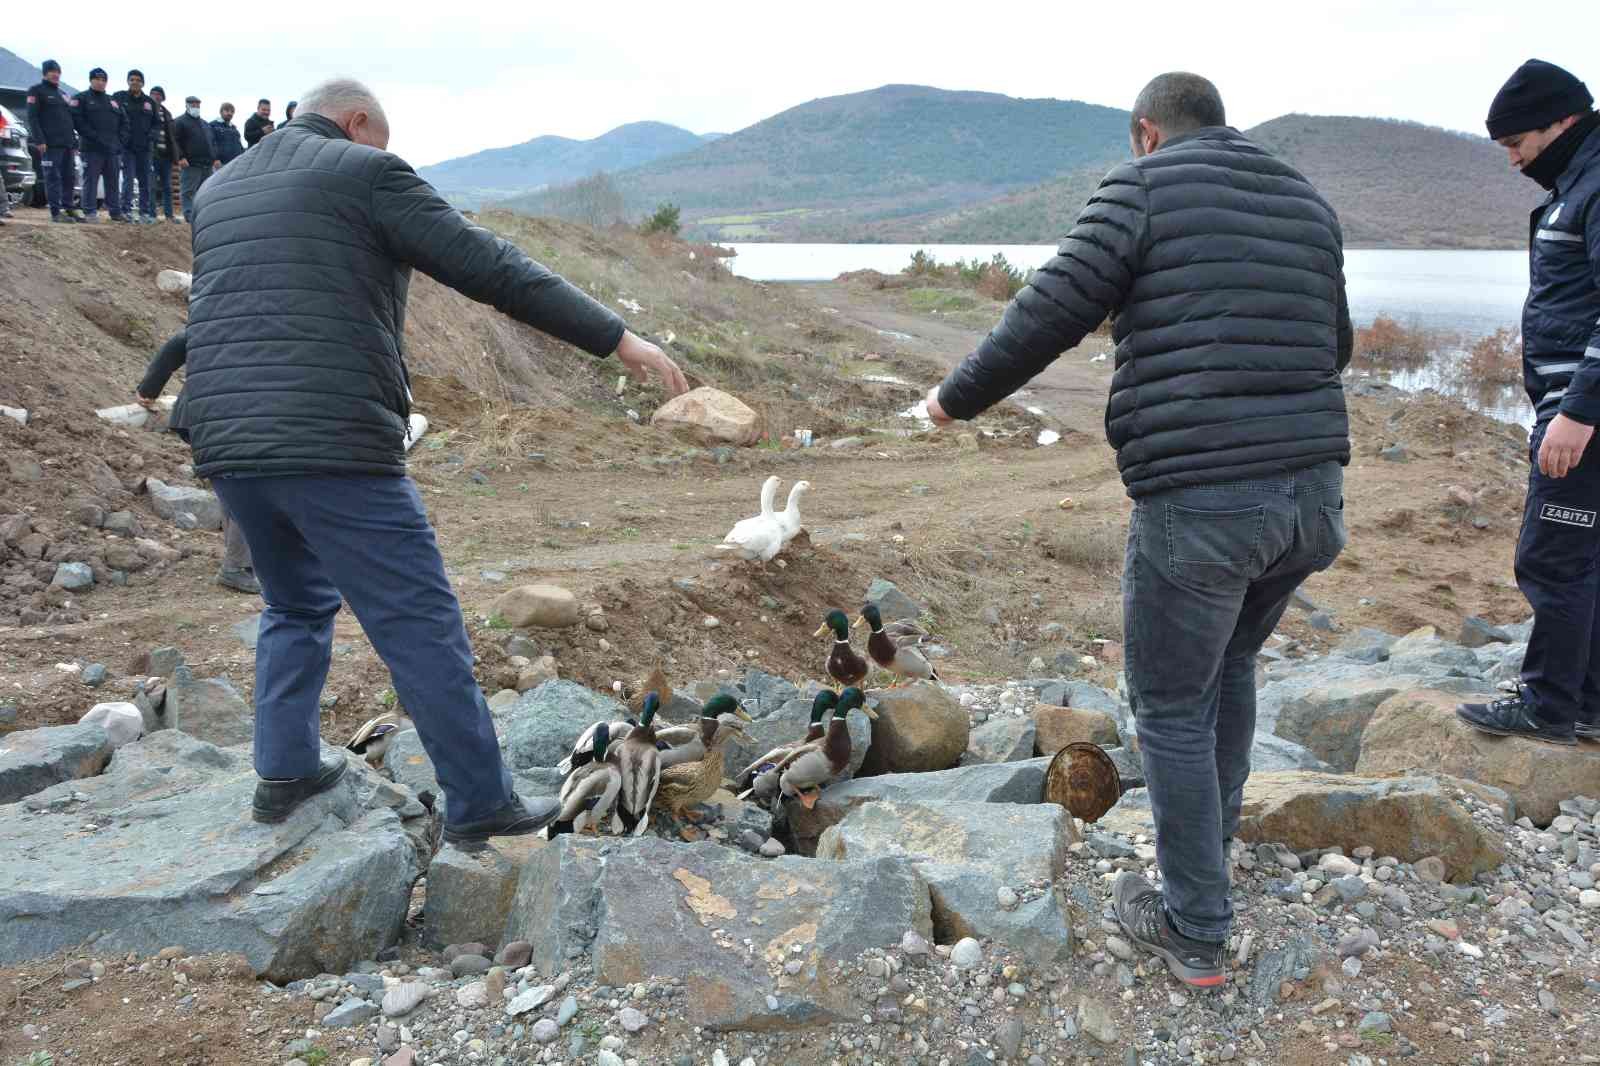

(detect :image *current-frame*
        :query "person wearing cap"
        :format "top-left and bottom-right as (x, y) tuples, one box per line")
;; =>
(148, 87), (179, 221)
(1458, 59), (1600, 747)
(26, 60), (81, 222)
(211, 103), (245, 165)
(73, 67), (130, 222)
(174, 94), (219, 223)
(284, 101), (297, 124)
(114, 69), (159, 223)
(244, 99), (274, 147)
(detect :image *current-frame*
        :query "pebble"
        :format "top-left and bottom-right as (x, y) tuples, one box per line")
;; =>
(455, 981), (489, 1009)
(901, 930), (931, 956)
(530, 1017), (560, 1043)
(618, 1006), (648, 1032)
(1104, 936), (1136, 962)
(598, 1051), (626, 1066)
(1457, 941), (1484, 959)
(557, 995), (578, 1026)
(950, 937), (983, 970)
(506, 984), (555, 1016)
(759, 838), (786, 858)
(1318, 854), (1361, 878)
(997, 886), (1020, 910)
(1579, 889), (1600, 910)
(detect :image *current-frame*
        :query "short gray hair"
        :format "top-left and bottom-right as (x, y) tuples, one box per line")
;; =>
(1131, 72), (1226, 137)
(296, 78), (388, 127)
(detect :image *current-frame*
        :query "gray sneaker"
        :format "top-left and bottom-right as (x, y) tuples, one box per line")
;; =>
(1113, 871), (1226, 988)
(217, 568), (262, 595)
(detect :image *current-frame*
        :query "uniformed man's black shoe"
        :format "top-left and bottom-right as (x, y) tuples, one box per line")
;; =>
(442, 794), (561, 848)
(50, 214), (74, 224)
(252, 757), (348, 823)
(1576, 717), (1600, 741)
(1456, 690), (1577, 746)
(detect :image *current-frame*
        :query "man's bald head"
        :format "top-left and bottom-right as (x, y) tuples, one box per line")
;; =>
(297, 78), (390, 150)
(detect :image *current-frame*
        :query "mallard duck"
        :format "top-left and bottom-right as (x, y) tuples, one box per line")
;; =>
(814, 609), (869, 687)
(544, 723), (623, 837)
(714, 475), (785, 561)
(347, 713), (402, 767)
(776, 481), (811, 544)
(736, 689), (837, 802)
(655, 711), (754, 819)
(657, 694), (752, 768)
(881, 618), (929, 645)
(613, 691), (664, 836)
(857, 603), (940, 684)
(775, 687), (874, 809)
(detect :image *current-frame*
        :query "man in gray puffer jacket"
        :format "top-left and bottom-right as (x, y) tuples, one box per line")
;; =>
(928, 72), (1352, 988)
(178, 78), (687, 845)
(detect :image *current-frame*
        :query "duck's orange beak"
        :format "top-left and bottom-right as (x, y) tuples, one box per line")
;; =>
(798, 790), (818, 809)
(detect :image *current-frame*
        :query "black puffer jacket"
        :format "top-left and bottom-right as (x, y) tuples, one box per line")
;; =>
(937, 126), (1352, 498)
(180, 114), (626, 478)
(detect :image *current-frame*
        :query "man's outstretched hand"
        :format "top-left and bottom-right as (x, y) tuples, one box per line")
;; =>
(925, 385), (954, 428)
(1539, 413), (1595, 478)
(615, 330), (689, 398)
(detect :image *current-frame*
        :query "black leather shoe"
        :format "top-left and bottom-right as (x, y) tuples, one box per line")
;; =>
(217, 568), (262, 595)
(252, 757), (348, 823)
(443, 794), (561, 847)
(1576, 717), (1600, 741)
(1456, 691), (1576, 746)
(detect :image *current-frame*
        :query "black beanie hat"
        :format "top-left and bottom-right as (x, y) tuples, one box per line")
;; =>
(42, 59), (60, 75)
(1487, 59), (1593, 139)
(89, 67), (107, 81)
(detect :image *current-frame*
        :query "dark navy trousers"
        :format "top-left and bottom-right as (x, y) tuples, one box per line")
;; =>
(1516, 421), (1600, 727)
(213, 474), (515, 825)
(81, 150), (120, 218)
(40, 147), (71, 215)
(120, 148), (153, 218)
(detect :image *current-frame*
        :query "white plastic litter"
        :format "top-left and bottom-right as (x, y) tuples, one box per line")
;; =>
(403, 413), (429, 452)
(0, 405), (26, 426)
(96, 397), (176, 429)
(1037, 429), (1061, 446)
(156, 269), (193, 295)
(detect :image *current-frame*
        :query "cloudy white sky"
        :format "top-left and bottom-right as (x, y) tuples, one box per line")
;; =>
(8, 0), (1598, 167)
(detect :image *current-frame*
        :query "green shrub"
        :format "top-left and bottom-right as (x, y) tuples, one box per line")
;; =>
(640, 203), (682, 236)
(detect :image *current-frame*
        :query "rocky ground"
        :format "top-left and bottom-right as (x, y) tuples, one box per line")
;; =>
(2, 208), (1595, 1066)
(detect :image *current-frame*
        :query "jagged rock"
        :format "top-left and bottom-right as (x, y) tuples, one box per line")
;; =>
(491, 585), (581, 629)
(724, 692), (871, 783)
(1358, 689), (1600, 825)
(650, 386), (761, 446)
(1100, 788), (1156, 838)
(816, 800), (1075, 963)
(864, 578), (922, 621)
(1459, 616), (1513, 649)
(144, 647), (187, 678)
(515, 655), (559, 693)
(783, 758), (1051, 853)
(503, 681), (626, 770)
(79, 702), (144, 748)
(425, 837), (543, 951)
(383, 728), (437, 799)
(167, 667), (253, 747)
(1335, 628), (1398, 664)
(502, 836), (930, 1029)
(1385, 628), (1482, 676)
(231, 614), (262, 650)
(857, 682), (967, 776)
(144, 478), (224, 531)
(51, 562), (94, 591)
(1248, 934), (1328, 1006)
(963, 716), (1037, 764)
(1234, 771), (1503, 881)
(742, 669), (801, 716)
(1274, 678), (1426, 771)
(0, 733), (421, 979)
(1032, 704), (1119, 755)
(0, 724), (114, 803)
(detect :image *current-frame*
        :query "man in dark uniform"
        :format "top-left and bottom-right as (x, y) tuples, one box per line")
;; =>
(73, 67), (129, 222)
(1459, 59), (1600, 746)
(26, 60), (79, 223)
(210, 103), (245, 165)
(148, 87), (178, 221)
(114, 69), (159, 223)
(243, 99), (273, 147)
(174, 94), (218, 223)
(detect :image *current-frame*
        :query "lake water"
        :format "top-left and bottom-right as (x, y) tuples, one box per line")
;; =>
(729, 243), (1532, 422)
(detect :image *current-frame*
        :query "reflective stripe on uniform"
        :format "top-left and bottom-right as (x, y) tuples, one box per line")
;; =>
(1535, 362), (1580, 376)
(1539, 388), (1569, 408)
(1587, 346), (1600, 362)
(1537, 228), (1584, 243)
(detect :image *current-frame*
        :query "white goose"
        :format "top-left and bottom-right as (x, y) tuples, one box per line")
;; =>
(776, 480), (811, 544)
(715, 476), (786, 562)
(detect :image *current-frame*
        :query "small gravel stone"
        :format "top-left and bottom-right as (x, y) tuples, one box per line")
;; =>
(557, 995), (578, 1026)
(901, 930), (930, 956)
(530, 1017), (560, 1044)
(950, 937), (983, 970)
(618, 1006), (648, 1032)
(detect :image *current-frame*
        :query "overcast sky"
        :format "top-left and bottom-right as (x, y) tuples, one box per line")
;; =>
(8, 0), (1598, 167)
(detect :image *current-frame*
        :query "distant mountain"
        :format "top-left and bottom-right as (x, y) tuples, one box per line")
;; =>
(914, 114), (1544, 249)
(0, 46), (75, 93)
(419, 122), (715, 208)
(501, 84), (1132, 240)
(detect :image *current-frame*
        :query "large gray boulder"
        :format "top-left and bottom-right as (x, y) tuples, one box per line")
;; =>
(503, 836), (931, 1030)
(425, 836), (544, 951)
(785, 757), (1051, 853)
(723, 694), (872, 783)
(167, 667), (254, 747)
(1274, 677), (1431, 772)
(817, 800), (1074, 963)
(0, 732), (424, 980)
(0, 723), (114, 804)
(963, 716), (1036, 765)
(503, 680), (626, 770)
(144, 478), (224, 531)
(857, 683), (967, 776)
(864, 578), (922, 621)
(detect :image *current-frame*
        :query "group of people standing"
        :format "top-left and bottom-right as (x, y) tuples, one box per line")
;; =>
(24, 59), (295, 225)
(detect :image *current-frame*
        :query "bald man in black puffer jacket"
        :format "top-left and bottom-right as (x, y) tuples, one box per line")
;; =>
(175, 77), (686, 844)
(928, 72), (1352, 989)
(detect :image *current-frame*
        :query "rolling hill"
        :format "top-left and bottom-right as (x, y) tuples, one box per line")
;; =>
(913, 114), (1545, 248)
(500, 84), (1132, 240)
(418, 121), (718, 208)
(0, 46), (75, 93)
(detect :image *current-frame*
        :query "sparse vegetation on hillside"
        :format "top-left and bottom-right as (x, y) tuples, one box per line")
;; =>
(1354, 314), (1445, 371)
(1467, 326), (1523, 386)
(640, 202), (682, 236)
(904, 249), (1028, 300)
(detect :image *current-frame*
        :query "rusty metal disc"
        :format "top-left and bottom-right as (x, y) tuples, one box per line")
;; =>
(1043, 742), (1121, 823)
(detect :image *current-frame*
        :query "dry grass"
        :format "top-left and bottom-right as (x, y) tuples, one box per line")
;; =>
(1466, 326), (1523, 387)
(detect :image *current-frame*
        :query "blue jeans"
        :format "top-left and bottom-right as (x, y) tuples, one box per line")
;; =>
(120, 148), (153, 217)
(81, 150), (120, 218)
(152, 155), (174, 217)
(40, 147), (71, 215)
(1516, 421), (1600, 726)
(212, 475), (516, 826)
(1123, 461), (1346, 942)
